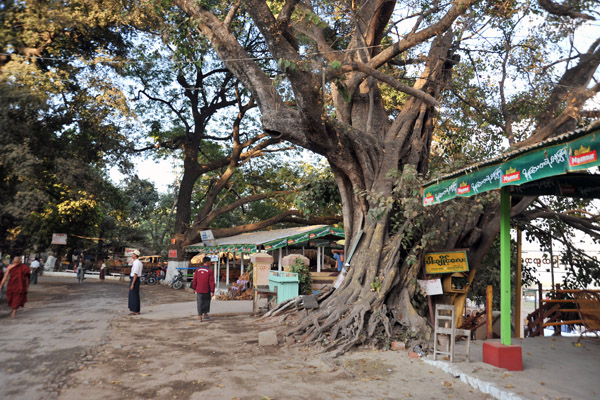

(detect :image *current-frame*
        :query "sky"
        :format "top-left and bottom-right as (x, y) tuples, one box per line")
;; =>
(109, 154), (181, 193)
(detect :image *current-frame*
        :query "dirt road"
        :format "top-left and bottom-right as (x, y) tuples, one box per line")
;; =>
(1, 277), (488, 399)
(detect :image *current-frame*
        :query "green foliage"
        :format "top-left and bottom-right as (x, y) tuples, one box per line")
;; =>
(370, 277), (382, 293)
(289, 257), (312, 295)
(468, 236), (518, 308)
(295, 161), (342, 217)
(0, 0), (160, 255)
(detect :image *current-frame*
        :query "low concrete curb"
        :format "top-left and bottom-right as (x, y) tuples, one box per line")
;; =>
(423, 358), (526, 400)
(43, 271), (123, 281)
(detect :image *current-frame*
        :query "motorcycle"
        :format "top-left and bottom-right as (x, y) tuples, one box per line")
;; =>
(170, 270), (185, 290)
(145, 272), (158, 285)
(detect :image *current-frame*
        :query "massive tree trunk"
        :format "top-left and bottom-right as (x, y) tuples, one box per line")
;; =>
(174, 0), (600, 353)
(173, 0), (476, 350)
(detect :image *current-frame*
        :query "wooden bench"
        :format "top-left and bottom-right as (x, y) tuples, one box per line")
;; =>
(574, 290), (600, 344)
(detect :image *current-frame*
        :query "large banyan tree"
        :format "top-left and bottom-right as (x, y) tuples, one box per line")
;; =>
(173, 0), (600, 354)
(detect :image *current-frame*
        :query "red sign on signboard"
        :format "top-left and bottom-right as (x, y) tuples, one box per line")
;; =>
(168, 249), (177, 258)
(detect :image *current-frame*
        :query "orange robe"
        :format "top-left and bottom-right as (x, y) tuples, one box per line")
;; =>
(6, 263), (30, 310)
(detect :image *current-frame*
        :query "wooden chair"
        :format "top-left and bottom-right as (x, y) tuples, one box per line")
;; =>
(433, 304), (471, 363)
(573, 290), (600, 344)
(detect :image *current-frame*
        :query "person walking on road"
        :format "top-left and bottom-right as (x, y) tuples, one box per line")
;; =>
(128, 250), (143, 315)
(0, 256), (31, 318)
(191, 256), (215, 322)
(76, 253), (85, 283)
(99, 259), (107, 282)
(30, 257), (41, 285)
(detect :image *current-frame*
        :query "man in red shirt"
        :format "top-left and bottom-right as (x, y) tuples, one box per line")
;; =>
(191, 256), (215, 322)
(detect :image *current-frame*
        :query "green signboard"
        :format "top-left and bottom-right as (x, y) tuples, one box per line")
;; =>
(423, 126), (600, 206)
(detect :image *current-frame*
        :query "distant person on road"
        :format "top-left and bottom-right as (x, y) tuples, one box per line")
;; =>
(0, 256), (31, 318)
(76, 252), (85, 282)
(30, 257), (41, 285)
(100, 259), (108, 282)
(128, 250), (143, 315)
(191, 256), (215, 322)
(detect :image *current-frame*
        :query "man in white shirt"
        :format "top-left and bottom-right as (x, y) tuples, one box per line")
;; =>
(30, 257), (41, 285)
(128, 250), (143, 315)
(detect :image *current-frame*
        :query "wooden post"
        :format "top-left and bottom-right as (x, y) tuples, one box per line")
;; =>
(515, 228), (522, 338)
(486, 284), (493, 339)
(538, 282), (543, 310)
(500, 187), (511, 345)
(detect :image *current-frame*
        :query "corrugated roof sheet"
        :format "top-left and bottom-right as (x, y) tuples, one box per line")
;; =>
(187, 225), (329, 248)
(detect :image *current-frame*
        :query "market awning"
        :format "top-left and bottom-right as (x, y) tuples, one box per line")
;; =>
(184, 225), (344, 253)
(422, 121), (600, 206)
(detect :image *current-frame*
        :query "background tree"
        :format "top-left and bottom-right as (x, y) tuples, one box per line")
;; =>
(122, 19), (339, 254)
(0, 0), (159, 257)
(173, 0), (600, 354)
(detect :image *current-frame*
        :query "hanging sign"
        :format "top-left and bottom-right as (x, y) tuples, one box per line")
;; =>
(51, 233), (67, 245)
(425, 250), (469, 274)
(417, 279), (443, 295)
(200, 230), (218, 247)
(124, 248), (139, 257)
(168, 249), (178, 258)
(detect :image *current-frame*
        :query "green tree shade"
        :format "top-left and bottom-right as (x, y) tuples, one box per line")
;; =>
(0, 0), (162, 255)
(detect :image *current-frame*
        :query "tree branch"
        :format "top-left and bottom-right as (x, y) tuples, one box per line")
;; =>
(224, 1), (242, 31)
(175, 0), (284, 112)
(210, 210), (302, 238)
(341, 62), (440, 107)
(138, 89), (190, 131)
(538, 0), (595, 20)
(367, 0), (478, 70)
(205, 191), (290, 224)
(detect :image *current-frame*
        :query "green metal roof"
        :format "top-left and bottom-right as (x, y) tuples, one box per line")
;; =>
(422, 121), (600, 206)
(184, 225), (344, 253)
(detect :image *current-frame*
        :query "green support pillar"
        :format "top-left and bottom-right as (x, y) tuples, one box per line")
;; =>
(500, 187), (511, 345)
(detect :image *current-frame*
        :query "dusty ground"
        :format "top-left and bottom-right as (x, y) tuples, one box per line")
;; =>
(0, 277), (489, 400)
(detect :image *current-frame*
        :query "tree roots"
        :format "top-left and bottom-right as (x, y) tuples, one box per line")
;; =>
(263, 284), (429, 357)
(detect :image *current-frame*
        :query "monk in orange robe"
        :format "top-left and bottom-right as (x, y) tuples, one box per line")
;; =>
(0, 256), (31, 318)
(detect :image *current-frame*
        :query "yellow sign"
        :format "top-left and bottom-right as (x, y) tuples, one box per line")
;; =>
(425, 250), (469, 274)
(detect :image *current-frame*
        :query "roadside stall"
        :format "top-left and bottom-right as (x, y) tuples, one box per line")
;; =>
(184, 225), (345, 297)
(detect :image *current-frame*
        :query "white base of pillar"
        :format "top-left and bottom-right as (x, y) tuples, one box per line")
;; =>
(165, 260), (189, 284)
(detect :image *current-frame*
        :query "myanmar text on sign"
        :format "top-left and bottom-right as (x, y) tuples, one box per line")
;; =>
(425, 250), (469, 274)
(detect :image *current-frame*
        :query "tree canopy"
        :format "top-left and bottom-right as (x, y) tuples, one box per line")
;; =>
(172, 0), (600, 353)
